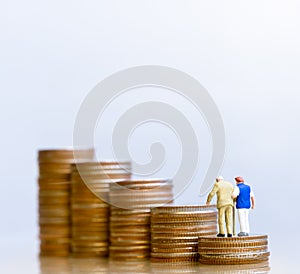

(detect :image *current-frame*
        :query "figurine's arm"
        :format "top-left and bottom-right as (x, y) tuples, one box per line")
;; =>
(251, 196), (255, 209)
(250, 187), (255, 209)
(232, 186), (239, 199)
(206, 183), (218, 205)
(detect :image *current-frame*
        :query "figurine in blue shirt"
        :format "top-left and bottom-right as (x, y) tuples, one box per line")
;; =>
(232, 176), (255, 236)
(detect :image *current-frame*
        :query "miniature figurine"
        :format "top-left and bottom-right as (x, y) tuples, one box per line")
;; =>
(206, 176), (234, 237)
(232, 176), (255, 236)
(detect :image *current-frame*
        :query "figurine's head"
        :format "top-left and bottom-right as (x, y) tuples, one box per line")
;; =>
(216, 176), (224, 182)
(235, 176), (244, 184)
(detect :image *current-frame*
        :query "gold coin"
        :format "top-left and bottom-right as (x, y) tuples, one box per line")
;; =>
(71, 251), (108, 257)
(72, 234), (109, 241)
(38, 149), (94, 162)
(151, 246), (198, 253)
(72, 242), (108, 248)
(150, 256), (199, 263)
(199, 251), (270, 260)
(198, 245), (269, 254)
(151, 237), (199, 244)
(110, 239), (150, 245)
(198, 240), (269, 248)
(39, 208), (70, 217)
(71, 217), (108, 223)
(151, 252), (199, 258)
(198, 235), (268, 243)
(151, 216), (217, 224)
(152, 232), (217, 240)
(109, 254), (149, 261)
(39, 197), (70, 205)
(72, 226), (108, 233)
(39, 225), (70, 235)
(151, 205), (217, 213)
(112, 178), (171, 184)
(39, 163), (73, 174)
(39, 216), (69, 224)
(110, 210), (150, 216)
(39, 250), (69, 257)
(39, 234), (70, 241)
(39, 179), (70, 185)
(40, 237), (70, 244)
(39, 190), (69, 197)
(151, 211), (217, 218)
(151, 242), (198, 249)
(109, 245), (150, 251)
(151, 225), (217, 233)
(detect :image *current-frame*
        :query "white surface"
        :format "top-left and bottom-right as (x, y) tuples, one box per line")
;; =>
(1, 1), (300, 273)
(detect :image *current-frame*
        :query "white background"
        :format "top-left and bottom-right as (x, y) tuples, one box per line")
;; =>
(1, 1), (300, 273)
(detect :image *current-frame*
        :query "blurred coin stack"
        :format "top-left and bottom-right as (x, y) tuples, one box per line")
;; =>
(38, 149), (94, 257)
(70, 161), (131, 257)
(109, 179), (173, 261)
(198, 235), (270, 265)
(198, 261), (271, 273)
(150, 205), (218, 263)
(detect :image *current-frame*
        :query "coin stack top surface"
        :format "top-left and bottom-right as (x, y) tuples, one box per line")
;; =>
(150, 205), (218, 263)
(109, 178), (173, 261)
(198, 235), (270, 265)
(38, 148), (94, 257)
(70, 161), (131, 257)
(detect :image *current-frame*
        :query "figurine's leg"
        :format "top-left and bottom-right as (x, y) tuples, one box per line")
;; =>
(225, 205), (233, 235)
(237, 208), (246, 232)
(218, 207), (225, 235)
(245, 209), (250, 233)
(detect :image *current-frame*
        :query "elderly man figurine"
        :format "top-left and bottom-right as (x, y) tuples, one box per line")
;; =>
(232, 176), (255, 236)
(206, 176), (234, 237)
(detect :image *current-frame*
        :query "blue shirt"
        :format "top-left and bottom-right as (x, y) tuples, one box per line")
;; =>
(235, 183), (251, 209)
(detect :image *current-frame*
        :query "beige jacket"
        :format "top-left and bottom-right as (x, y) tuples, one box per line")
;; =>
(206, 180), (234, 209)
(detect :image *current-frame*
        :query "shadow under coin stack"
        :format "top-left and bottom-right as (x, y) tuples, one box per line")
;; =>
(150, 205), (218, 263)
(38, 149), (94, 257)
(70, 161), (131, 257)
(198, 235), (270, 265)
(109, 179), (173, 261)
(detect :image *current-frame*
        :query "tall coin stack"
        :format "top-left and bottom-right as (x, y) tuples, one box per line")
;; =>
(109, 179), (173, 261)
(38, 149), (94, 257)
(198, 235), (270, 265)
(70, 161), (131, 257)
(150, 205), (218, 263)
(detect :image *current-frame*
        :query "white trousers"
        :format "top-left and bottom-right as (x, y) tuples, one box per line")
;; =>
(237, 208), (250, 233)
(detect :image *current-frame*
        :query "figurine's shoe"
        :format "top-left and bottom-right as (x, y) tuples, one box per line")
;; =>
(238, 232), (247, 237)
(217, 233), (225, 237)
(227, 234), (233, 237)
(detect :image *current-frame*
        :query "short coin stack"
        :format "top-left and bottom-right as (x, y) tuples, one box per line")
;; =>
(198, 235), (270, 265)
(109, 179), (173, 261)
(70, 161), (131, 257)
(150, 205), (218, 263)
(38, 149), (94, 257)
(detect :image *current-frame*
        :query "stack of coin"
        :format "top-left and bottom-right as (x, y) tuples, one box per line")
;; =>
(38, 149), (94, 257)
(198, 235), (270, 265)
(109, 178), (173, 261)
(150, 205), (218, 263)
(70, 161), (131, 257)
